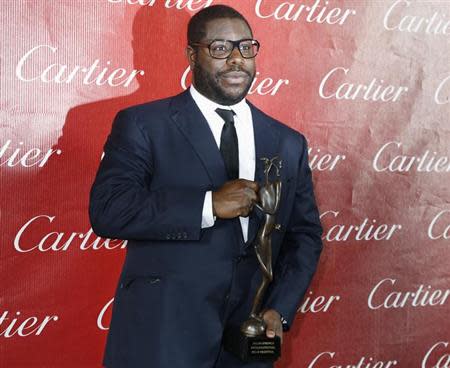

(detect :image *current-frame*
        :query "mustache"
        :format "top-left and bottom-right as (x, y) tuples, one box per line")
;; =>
(219, 68), (253, 78)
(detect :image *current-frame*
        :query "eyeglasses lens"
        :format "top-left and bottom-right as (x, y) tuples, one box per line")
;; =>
(210, 40), (258, 59)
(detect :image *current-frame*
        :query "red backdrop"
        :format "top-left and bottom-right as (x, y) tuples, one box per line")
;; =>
(1, 0), (450, 367)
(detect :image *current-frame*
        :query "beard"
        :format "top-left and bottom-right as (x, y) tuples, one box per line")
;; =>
(193, 64), (255, 106)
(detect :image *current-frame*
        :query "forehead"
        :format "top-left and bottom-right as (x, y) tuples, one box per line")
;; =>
(203, 18), (252, 41)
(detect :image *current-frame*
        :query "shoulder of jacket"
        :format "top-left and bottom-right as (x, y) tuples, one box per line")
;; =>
(248, 101), (305, 143)
(118, 94), (175, 117)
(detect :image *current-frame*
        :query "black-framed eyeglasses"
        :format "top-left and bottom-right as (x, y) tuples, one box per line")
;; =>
(190, 39), (260, 59)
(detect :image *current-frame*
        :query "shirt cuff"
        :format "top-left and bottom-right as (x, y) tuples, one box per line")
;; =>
(280, 315), (289, 331)
(201, 191), (215, 228)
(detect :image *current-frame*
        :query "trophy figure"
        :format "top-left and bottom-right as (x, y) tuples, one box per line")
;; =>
(224, 157), (282, 362)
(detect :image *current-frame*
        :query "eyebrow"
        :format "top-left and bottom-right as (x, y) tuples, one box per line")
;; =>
(202, 38), (254, 42)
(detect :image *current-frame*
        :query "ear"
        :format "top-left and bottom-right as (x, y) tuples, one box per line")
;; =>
(185, 46), (196, 70)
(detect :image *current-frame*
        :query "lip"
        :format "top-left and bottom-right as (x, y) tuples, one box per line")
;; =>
(221, 71), (249, 84)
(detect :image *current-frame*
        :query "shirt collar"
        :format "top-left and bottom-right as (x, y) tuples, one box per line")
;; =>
(189, 84), (249, 118)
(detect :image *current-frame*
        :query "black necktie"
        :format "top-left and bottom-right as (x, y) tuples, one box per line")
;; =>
(215, 108), (239, 180)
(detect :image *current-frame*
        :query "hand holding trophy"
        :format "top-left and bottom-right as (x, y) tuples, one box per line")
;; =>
(224, 157), (283, 362)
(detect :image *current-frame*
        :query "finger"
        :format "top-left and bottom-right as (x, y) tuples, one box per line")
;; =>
(266, 330), (276, 338)
(265, 317), (277, 338)
(240, 208), (250, 217)
(240, 190), (256, 210)
(266, 323), (276, 338)
(249, 190), (258, 203)
(240, 202), (253, 217)
(242, 180), (259, 191)
(267, 318), (283, 340)
(243, 187), (258, 202)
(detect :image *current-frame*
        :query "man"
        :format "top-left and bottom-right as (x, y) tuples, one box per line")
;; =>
(90, 5), (323, 368)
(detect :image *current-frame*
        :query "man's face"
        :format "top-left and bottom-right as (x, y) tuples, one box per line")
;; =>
(187, 18), (256, 105)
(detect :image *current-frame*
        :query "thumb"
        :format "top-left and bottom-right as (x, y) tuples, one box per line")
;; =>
(265, 320), (276, 338)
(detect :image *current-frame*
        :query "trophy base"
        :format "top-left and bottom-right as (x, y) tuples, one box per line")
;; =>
(223, 325), (281, 362)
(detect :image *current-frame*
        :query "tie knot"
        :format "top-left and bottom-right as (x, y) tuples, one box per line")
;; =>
(215, 108), (236, 124)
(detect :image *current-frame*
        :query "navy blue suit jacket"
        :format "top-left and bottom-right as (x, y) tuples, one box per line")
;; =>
(89, 89), (323, 368)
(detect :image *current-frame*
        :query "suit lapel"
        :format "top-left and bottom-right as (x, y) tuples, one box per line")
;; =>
(245, 102), (280, 248)
(169, 89), (228, 188)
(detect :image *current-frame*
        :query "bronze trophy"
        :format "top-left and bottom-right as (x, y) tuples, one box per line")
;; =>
(224, 157), (282, 362)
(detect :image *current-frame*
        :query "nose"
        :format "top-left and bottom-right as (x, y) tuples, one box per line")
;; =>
(226, 45), (244, 65)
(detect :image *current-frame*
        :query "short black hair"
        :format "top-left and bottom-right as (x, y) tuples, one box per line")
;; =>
(187, 5), (252, 45)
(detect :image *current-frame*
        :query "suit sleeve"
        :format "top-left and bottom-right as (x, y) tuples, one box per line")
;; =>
(263, 134), (323, 330)
(89, 109), (205, 241)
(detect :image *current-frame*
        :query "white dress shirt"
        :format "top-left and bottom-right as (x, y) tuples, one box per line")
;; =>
(190, 85), (256, 242)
